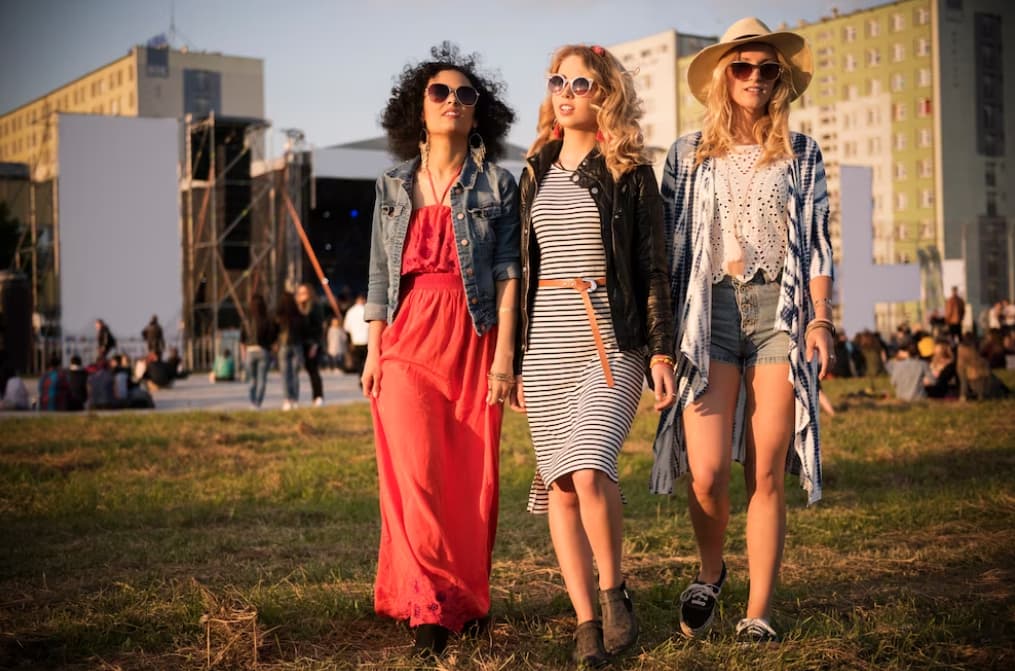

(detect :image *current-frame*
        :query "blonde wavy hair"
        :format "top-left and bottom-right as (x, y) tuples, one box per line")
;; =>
(695, 43), (796, 168)
(528, 45), (650, 180)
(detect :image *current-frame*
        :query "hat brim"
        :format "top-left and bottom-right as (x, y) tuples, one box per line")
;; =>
(687, 32), (813, 104)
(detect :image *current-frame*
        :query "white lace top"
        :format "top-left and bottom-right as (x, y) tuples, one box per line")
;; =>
(711, 144), (790, 283)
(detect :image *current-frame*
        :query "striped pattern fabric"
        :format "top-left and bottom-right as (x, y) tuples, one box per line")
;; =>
(523, 166), (646, 514)
(651, 132), (833, 505)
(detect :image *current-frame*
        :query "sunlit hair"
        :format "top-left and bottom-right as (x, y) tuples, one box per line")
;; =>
(695, 43), (795, 167)
(529, 45), (650, 180)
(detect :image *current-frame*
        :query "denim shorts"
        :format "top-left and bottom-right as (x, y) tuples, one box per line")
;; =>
(709, 272), (790, 368)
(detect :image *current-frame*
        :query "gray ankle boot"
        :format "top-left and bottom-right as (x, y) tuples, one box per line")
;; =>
(600, 581), (638, 654)
(572, 620), (610, 669)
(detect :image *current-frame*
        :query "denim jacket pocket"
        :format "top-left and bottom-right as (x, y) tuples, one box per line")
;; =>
(467, 204), (501, 242)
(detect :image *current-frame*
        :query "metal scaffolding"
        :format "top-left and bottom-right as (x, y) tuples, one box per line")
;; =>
(181, 111), (281, 370)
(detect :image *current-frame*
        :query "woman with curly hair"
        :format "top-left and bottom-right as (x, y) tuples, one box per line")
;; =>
(511, 44), (674, 667)
(651, 18), (833, 644)
(361, 43), (520, 658)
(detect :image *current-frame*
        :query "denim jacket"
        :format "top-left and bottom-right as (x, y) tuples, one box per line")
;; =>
(365, 156), (521, 335)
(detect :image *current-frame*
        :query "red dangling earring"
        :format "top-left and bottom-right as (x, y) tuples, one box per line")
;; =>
(596, 130), (606, 143)
(552, 122), (563, 140)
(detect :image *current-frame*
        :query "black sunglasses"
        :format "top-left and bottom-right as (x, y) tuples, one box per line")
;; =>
(425, 83), (480, 107)
(547, 74), (596, 97)
(728, 61), (782, 82)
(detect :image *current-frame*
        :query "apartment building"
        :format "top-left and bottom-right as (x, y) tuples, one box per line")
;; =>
(0, 45), (264, 181)
(613, 0), (1013, 331)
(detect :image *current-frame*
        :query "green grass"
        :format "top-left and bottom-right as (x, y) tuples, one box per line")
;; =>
(2, 374), (1014, 670)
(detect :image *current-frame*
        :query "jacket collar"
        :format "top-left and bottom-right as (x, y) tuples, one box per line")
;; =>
(386, 154), (482, 193)
(526, 139), (606, 186)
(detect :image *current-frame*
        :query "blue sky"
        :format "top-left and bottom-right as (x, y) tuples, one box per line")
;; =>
(1, 0), (878, 154)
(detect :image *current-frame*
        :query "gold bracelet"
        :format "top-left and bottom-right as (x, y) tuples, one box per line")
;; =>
(487, 371), (515, 383)
(650, 354), (675, 368)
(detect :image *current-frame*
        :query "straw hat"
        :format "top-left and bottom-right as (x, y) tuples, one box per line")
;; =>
(687, 17), (813, 104)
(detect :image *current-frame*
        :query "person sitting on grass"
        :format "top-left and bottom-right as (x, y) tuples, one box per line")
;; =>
(211, 349), (236, 382)
(38, 352), (71, 411)
(886, 336), (934, 402)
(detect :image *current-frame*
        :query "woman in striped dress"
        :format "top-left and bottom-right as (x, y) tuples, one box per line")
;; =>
(652, 18), (834, 644)
(511, 44), (675, 668)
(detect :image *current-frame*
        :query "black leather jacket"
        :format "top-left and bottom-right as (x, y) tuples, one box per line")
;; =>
(517, 140), (674, 375)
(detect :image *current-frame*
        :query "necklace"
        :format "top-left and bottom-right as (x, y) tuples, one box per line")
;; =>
(423, 162), (464, 206)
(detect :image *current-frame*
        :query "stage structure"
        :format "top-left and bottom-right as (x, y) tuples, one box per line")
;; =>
(181, 112), (279, 369)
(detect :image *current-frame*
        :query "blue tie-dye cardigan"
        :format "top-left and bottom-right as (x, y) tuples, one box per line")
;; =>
(651, 131), (833, 505)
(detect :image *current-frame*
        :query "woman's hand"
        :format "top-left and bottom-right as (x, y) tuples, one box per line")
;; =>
(806, 326), (836, 380)
(486, 363), (515, 407)
(361, 350), (381, 398)
(509, 375), (526, 413)
(651, 361), (676, 411)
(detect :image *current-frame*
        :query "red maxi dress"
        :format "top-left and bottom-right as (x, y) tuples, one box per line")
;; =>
(371, 174), (502, 632)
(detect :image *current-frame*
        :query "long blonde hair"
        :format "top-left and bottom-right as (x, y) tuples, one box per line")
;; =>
(695, 43), (796, 167)
(529, 45), (650, 180)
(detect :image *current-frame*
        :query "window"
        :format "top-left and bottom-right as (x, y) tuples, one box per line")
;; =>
(897, 224), (908, 240)
(921, 189), (934, 208)
(868, 136), (882, 154)
(867, 107), (881, 125)
(987, 192), (997, 216)
(867, 19), (881, 37)
(844, 84), (858, 99)
(868, 78), (883, 95)
(918, 67), (932, 87)
(896, 192), (908, 210)
(917, 97), (932, 117)
(921, 221), (934, 238)
(895, 132), (907, 150)
(892, 73), (906, 91)
(893, 102), (907, 121)
(844, 141), (857, 158)
(919, 158), (934, 178)
(916, 38), (930, 57)
(844, 53), (856, 71)
(894, 162), (907, 179)
(111, 99), (119, 115)
(844, 25), (857, 42)
(867, 48), (881, 66)
(919, 127), (932, 146)
(916, 7), (930, 25)
(893, 43), (906, 62)
(985, 163), (996, 187)
(892, 13), (906, 31)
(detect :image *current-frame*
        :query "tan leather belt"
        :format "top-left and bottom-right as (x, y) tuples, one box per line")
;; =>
(537, 277), (613, 387)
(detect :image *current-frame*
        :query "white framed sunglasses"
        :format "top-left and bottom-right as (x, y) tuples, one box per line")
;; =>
(546, 73), (596, 97)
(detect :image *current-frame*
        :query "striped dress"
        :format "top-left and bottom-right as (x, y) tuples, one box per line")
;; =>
(523, 165), (646, 514)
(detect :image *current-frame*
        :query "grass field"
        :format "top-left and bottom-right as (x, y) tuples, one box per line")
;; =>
(2, 374), (1014, 670)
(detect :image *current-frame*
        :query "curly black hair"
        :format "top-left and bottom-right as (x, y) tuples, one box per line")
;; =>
(380, 42), (515, 163)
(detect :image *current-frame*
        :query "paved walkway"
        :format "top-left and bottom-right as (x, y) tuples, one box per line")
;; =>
(3, 369), (368, 416)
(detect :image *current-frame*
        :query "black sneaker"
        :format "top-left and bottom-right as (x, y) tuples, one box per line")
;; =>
(735, 617), (778, 644)
(412, 624), (450, 659)
(678, 560), (727, 638)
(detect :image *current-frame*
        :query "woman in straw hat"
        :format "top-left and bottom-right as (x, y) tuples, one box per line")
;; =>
(651, 17), (834, 643)
(513, 43), (675, 667)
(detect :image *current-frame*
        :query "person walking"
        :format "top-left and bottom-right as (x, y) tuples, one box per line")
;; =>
(295, 283), (325, 407)
(652, 18), (834, 644)
(513, 44), (675, 667)
(142, 315), (165, 360)
(361, 43), (520, 658)
(241, 293), (277, 409)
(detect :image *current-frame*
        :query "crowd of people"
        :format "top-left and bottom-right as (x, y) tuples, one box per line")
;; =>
(821, 289), (1012, 404)
(1, 316), (185, 412)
